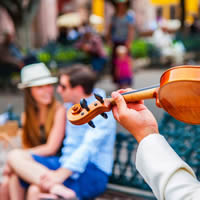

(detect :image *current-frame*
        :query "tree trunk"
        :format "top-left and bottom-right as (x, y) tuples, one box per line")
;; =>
(16, 0), (40, 49)
(15, 24), (31, 49)
(180, 0), (185, 30)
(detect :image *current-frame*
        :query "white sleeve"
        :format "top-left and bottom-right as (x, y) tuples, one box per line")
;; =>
(136, 134), (200, 200)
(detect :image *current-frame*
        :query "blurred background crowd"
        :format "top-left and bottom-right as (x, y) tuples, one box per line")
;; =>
(0, 0), (200, 90)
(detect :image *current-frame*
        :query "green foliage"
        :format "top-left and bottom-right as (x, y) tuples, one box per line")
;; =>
(37, 52), (51, 63)
(54, 47), (89, 63)
(104, 45), (112, 56)
(54, 49), (75, 62)
(130, 40), (148, 58)
(36, 44), (89, 66)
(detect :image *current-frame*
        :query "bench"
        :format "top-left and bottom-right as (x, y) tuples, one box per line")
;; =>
(3, 108), (200, 199)
(100, 112), (200, 199)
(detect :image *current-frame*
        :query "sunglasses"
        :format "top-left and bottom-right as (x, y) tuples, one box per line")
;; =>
(58, 82), (67, 90)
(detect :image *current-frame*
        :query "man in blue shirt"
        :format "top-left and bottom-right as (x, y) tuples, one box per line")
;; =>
(7, 65), (116, 200)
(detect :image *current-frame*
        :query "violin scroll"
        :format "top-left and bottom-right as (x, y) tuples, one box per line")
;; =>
(71, 104), (83, 114)
(67, 94), (112, 127)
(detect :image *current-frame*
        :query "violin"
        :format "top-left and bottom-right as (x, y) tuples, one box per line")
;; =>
(67, 66), (200, 127)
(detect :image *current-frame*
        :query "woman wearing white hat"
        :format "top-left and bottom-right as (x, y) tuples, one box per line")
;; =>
(0, 63), (66, 200)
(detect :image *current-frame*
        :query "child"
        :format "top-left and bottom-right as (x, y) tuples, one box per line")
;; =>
(115, 45), (133, 88)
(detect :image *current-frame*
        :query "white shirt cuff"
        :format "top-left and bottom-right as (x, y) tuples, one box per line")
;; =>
(136, 134), (195, 200)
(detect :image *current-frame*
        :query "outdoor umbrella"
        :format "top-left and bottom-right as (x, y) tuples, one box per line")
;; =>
(57, 12), (82, 28)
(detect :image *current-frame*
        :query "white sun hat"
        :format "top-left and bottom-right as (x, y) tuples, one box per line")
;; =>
(18, 63), (58, 89)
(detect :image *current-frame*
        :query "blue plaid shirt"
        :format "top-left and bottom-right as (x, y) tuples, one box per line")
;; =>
(59, 88), (116, 178)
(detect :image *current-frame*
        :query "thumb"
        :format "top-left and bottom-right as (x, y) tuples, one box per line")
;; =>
(111, 92), (127, 116)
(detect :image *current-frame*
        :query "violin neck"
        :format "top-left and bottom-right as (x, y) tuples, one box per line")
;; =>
(122, 87), (158, 103)
(110, 85), (159, 104)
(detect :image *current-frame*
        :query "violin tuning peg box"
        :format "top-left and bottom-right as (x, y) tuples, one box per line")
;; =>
(88, 121), (95, 128)
(101, 113), (108, 119)
(80, 98), (90, 111)
(94, 93), (104, 104)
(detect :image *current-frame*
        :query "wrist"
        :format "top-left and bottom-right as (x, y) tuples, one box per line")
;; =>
(56, 168), (72, 181)
(133, 126), (159, 143)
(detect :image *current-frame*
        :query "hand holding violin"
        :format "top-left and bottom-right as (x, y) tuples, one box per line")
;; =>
(111, 89), (159, 143)
(67, 66), (200, 127)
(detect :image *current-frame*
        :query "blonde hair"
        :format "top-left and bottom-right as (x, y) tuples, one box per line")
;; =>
(22, 88), (57, 148)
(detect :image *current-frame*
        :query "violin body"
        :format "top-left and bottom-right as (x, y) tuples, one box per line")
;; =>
(158, 66), (200, 124)
(67, 66), (200, 126)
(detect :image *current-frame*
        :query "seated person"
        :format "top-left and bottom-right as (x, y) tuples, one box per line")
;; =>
(111, 88), (200, 200)
(0, 63), (66, 200)
(0, 32), (24, 68)
(6, 64), (117, 200)
(75, 27), (107, 74)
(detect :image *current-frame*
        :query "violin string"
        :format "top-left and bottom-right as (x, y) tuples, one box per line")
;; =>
(121, 84), (160, 96)
(105, 84), (160, 98)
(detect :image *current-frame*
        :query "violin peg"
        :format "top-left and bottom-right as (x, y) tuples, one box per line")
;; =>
(100, 112), (108, 119)
(80, 98), (90, 111)
(88, 121), (95, 128)
(94, 93), (104, 104)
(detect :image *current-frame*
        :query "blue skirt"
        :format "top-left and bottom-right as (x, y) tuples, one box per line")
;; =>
(20, 154), (108, 199)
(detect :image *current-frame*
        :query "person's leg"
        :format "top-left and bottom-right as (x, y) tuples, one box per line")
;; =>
(78, 163), (108, 199)
(9, 174), (25, 200)
(7, 149), (50, 185)
(0, 176), (10, 200)
(60, 163), (108, 199)
(8, 150), (76, 199)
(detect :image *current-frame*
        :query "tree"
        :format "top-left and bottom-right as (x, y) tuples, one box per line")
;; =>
(0, 0), (40, 48)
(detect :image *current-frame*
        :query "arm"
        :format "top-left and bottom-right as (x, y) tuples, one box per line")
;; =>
(75, 39), (91, 53)
(28, 105), (66, 156)
(126, 24), (134, 49)
(136, 134), (200, 200)
(111, 89), (200, 200)
(126, 12), (135, 49)
(106, 23), (113, 47)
